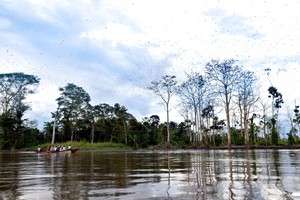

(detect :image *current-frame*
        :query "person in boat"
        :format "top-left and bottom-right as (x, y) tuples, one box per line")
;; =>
(68, 145), (72, 150)
(37, 147), (41, 152)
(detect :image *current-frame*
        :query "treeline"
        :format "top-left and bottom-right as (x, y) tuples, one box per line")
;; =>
(148, 59), (296, 149)
(1, 59), (300, 149)
(0, 73), (190, 149)
(44, 83), (191, 149)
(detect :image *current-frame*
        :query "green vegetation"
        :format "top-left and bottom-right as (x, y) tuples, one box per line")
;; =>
(35, 141), (127, 151)
(1, 62), (300, 150)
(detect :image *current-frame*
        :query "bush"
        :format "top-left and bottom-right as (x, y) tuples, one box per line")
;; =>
(287, 133), (295, 145)
(257, 138), (270, 146)
(270, 118), (278, 145)
(231, 129), (244, 145)
(214, 134), (223, 146)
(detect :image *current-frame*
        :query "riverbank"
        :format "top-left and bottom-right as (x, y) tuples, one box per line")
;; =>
(29, 141), (128, 151)
(24, 141), (300, 152)
(148, 144), (300, 151)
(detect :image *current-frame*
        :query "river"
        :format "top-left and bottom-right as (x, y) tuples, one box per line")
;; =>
(1, 149), (300, 199)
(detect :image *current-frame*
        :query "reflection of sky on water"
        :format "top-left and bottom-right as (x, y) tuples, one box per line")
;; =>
(1, 150), (300, 199)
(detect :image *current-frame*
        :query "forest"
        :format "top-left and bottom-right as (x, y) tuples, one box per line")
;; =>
(1, 59), (300, 150)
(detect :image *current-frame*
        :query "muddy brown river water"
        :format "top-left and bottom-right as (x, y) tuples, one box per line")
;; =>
(1, 149), (300, 199)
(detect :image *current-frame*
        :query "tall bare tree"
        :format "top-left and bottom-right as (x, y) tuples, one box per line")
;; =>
(149, 75), (177, 145)
(258, 98), (271, 141)
(236, 70), (259, 146)
(177, 72), (206, 143)
(205, 59), (241, 149)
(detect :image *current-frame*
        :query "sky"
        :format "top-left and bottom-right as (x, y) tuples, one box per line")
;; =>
(1, 0), (300, 129)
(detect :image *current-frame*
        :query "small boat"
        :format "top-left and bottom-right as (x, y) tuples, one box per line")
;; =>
(46, 148), (79, 154)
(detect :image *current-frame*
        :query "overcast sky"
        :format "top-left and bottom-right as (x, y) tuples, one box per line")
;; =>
(1, 0), (300, 129)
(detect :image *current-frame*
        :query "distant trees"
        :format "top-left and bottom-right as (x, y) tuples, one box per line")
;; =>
(85, 104), (103, 144)
(177, 72), (207, 144)
(91, 103), (114, 142)
(268, 86), (284, 145)
(55, 83), (91, 142)
(0, 59), (295, 149)
(258, 99), (271, 144)
(142, 115), (160, 145)
(201, 104), (215, 145)
(291, 104), (300, 143)
(148, 75), (177, 145)
(205, 59), (242, 149)
(294, 105), (300, 125)
(236, 70), (259, 146)
(146, 59), (268, 149)
(285, 104), (299, 144)
(43, 60), (286, 149)
(0, 72), (40, 149)
(50, 83), (145, 147)
(112, 103), (135, 146)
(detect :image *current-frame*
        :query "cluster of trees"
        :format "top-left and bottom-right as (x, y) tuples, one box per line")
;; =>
(43, 83), (190, 149)
(44, 83), (155, 148)
(1, 59), (300, 150)
(0, 73), (42, 149)
(150, 59), (299, 148)
(0, 73), (189, 149)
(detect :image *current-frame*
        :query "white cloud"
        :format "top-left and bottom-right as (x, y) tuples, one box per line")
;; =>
(1, 0), (300, 129)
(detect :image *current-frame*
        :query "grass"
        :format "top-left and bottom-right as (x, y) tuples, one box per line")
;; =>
(35, 141), (128, 150)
